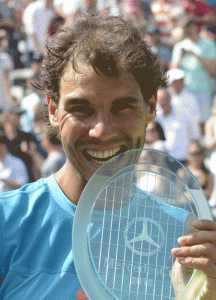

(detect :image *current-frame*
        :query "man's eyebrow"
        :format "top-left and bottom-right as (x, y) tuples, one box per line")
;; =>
(64, 98), (91, 106)
(111, 97), (140, 105)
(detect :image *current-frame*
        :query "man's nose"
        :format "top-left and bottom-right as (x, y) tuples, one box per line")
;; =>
(89, 114), (118, 140)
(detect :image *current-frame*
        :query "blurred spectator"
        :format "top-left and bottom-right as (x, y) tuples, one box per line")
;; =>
(201, 22), (216, 42)
(0, 129), (28, 193)
(205, 96), (216, 177)
(7, 0), (27, 31)
(180, 0), (216, 29)
(201, 23), (216, 101)
(170, 18), (216, 131)
(178, 139), (214, 200)
(166, 68), (201, 134)
(31, 102), (48, 143)
(31, 53), (43, 73)
(156, 87), (200, 165)
(144, 120), (167, 152)
(2, 104), (43, 182)
(74, 0), (102, 19)
(171, 25), (184, 44)
(22, 0), (38, 67)
(150, 0), (185, 47)
(105, 0), (124, 16)
(139, 0), (154, 22)
(0, 0), (24, 68)
(80, 0), (98, 12)
(144, 25), (172, 72)
(53, 0), (78, 24)
(20, 72), (46, 133)
(48, 13), (64, 36)
(53, 0), (106, 24)
(0, 0), (15, 31)
(0, 30), (14, 111)
(40, 126), (66, 178)
(122, 0), (147, 27)
(22, 0), (56, 61)
(0, 28), (10, 51)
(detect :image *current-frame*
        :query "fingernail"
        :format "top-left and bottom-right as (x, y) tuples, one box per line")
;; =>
(178, 236), (186, 244)
(172, 248), (181, 254)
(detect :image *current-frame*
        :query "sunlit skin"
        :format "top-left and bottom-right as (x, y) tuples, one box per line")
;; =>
(47, 64), (156, 205)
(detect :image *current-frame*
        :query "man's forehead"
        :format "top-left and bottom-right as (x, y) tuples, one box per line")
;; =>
(60, 62), (140, 93)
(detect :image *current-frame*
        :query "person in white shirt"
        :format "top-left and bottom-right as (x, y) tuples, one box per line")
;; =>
(156, 87), (200, 166)
(0, 131), (28, 194)
(23, 0), (56, 58)
(166, 68), (202, 135)
(0, 43), (14, 110)
(20, 72), (47, 133)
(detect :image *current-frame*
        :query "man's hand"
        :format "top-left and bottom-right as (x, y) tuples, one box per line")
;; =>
(172, 220), (216, 299)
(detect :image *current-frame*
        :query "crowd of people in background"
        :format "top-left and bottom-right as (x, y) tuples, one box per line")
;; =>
(0, 0), (216, 215)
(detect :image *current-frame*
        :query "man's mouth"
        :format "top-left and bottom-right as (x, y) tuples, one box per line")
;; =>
(84, 145), (127, 165)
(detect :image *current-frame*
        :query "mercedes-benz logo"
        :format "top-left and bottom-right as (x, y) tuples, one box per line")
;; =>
(124, 217), (165, 256)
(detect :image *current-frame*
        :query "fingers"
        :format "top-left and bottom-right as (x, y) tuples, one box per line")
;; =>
(172, 243), (216, 265)
(192, 219), (216, 231)
(175, 257), (216, 290)
(177, 220), (216, 247)
(172, 219), (216, 297)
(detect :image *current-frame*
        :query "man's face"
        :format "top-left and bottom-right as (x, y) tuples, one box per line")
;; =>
(48, 64), (156, 181)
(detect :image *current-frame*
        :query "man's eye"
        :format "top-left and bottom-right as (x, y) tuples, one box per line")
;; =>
(71, 106), (94, 117)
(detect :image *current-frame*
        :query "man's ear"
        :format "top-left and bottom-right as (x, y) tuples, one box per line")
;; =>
(47, 95), (59, 128)
(146, 93), (157, 124)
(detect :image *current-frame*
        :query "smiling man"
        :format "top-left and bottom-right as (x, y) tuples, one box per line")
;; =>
(0, 15), (216, 300)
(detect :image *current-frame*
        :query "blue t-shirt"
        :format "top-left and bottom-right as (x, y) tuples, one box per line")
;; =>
(0, 175), (86, 299)
(0, 175), (190, 299)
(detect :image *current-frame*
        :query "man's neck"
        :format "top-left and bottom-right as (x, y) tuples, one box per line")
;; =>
(55, 161), (87, 205)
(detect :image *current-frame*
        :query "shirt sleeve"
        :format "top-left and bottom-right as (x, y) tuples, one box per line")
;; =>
(201, 39), (216, 59)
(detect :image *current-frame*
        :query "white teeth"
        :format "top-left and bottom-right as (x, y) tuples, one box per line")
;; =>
(86, 146), (121, 160)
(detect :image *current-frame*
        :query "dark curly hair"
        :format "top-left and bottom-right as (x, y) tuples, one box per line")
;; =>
(40, 14), (166, 105)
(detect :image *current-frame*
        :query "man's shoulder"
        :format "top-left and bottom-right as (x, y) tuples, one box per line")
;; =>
(0, 178), (48, 220)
